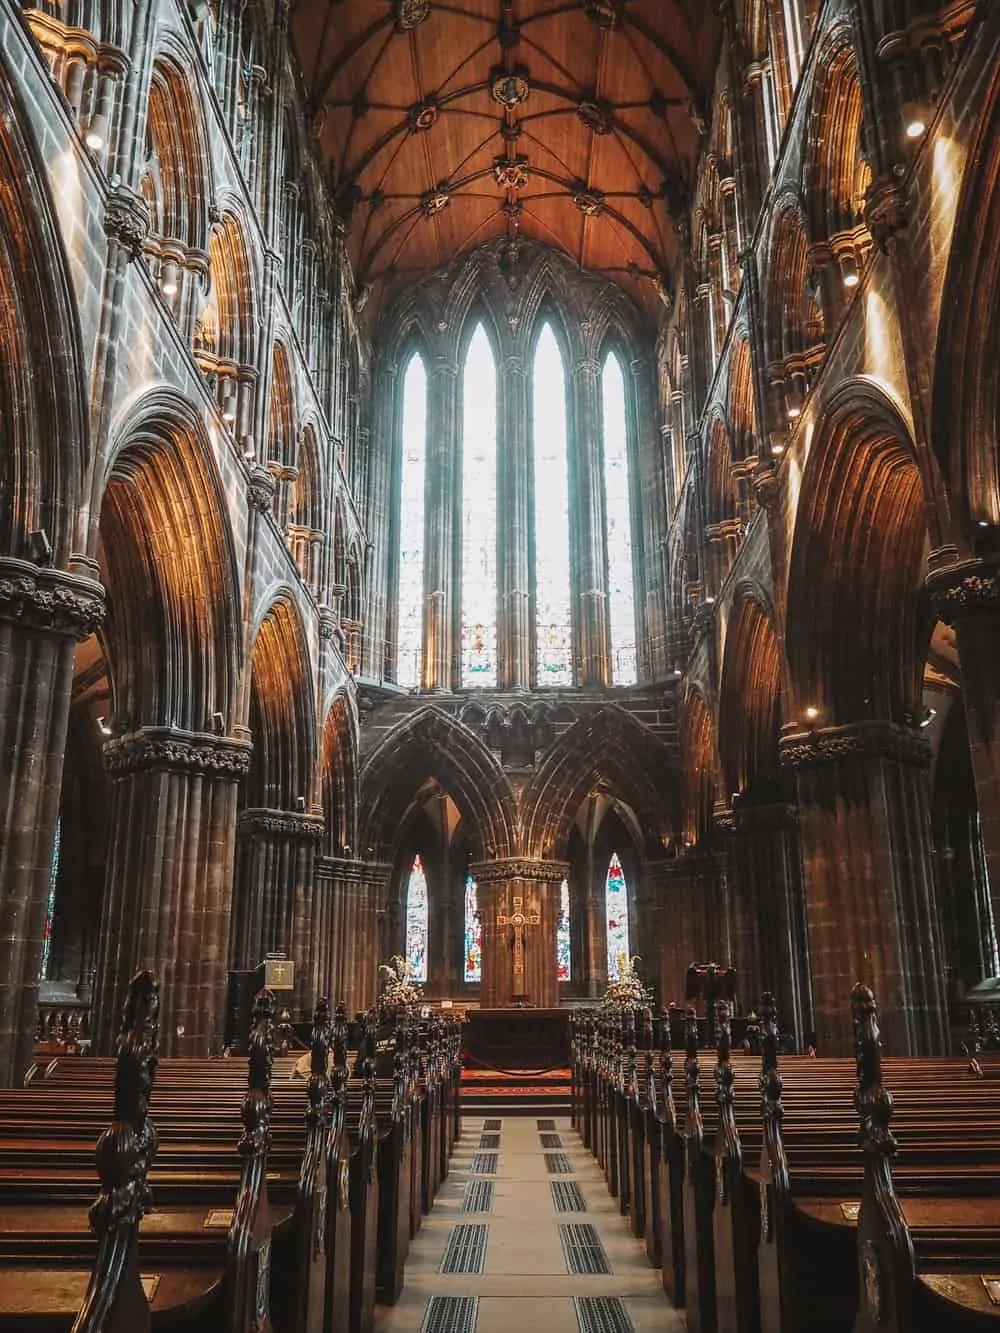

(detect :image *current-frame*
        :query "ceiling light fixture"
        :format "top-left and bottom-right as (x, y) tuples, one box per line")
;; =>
(805, 706), (819, 722)
(903, 101), (926, 139)
(160, 261), (179, 297)
(840, 252), (860, 288)
(85, 112), (108, 152)
(221, 392), (237, 425)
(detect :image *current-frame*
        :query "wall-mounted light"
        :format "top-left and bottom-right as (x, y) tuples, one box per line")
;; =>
(978, 519), (990, 529)
(221, 392), (238, 424)
(920, 707), (937, 729)
(97, 715), (113, 737)
(804, 706), (819, 722)
(160, 261), (179, 297)
(785, 389), (801, 421)
(85, 112), (109, 152)
(902, 101), (926, 140)
(772, 442), (785, 456)
(839, 251), (860, 289)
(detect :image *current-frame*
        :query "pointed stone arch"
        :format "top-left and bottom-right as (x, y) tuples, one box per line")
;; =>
(321, 691), (358, 857)
(718, 589), (784, 801)
(803, 24), (872, 249)
(245, 592), (318, 810)
(678, 687), (720, 847)
(142, 41), (214, 252)
(360, 706), (516, 861)
(521, 706), (677, 859)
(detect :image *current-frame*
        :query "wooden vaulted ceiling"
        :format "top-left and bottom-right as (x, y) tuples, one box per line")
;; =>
(290, 0), (719, 325)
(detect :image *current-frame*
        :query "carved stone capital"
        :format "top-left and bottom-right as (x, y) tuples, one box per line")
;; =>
(927, 557), (1000, 623)
(752, 463), (781, 510)
(0, 559), (106, 638)
(779, 720), (930, 770)
(247, 465), (277, 513)
(318, 605), (338, 641)
(104, 727), (253, 778)
(316, 856), (363, 882)
(469, 858), (571, 884)
(104, 185), (150, 259)
(863, 176), (908, 252)
(238, 807), (325, 839)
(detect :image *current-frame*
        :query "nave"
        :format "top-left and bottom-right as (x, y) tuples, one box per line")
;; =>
(376, 1117), (681, 1333)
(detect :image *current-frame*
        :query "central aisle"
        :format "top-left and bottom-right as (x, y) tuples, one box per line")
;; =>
(375, 1116), (685, 1333)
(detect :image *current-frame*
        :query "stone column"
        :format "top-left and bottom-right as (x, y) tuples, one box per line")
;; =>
(232, 807), (325, 1016)
(313, 855), (365, 1008)
(0, 562), (105, 1086)
(471, 859), (570, 1008)
(929, 558), (1000, 942)
(95, 727), (252, 1057)
(353, 861), (393, 1012)
(631, 355), (669, 681)
(571, 357), (610, 688)
(724, 802), (812, 1041)
(499, 355), (532, 689)
(780, 720), (949, 1056)
(423, 358), (459, 692)
(644, 854), (729, 1010)
(365, 356), (396, 683)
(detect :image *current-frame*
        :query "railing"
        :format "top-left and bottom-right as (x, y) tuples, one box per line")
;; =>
(36, 1000), (92, 1050)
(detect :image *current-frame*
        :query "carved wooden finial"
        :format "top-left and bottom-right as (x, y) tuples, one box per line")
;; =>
(758, 990), (789, 1203)
(73, 969), (160, 1333)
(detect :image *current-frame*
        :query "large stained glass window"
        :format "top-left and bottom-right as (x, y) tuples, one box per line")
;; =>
(39, 817), (61, 980)
(533, 322), (573, 686)
(602, 353), (636, 685)
(605, 852), (630, 981)
(404, 854), (429, 983)
(556, 877), (571, 982)
(397, 353), (427, 688)
(464, 875), (482, 982)
(461, 324), (498, 686)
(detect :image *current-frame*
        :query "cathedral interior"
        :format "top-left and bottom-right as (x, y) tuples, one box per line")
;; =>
(3, 0), (1000, 1094)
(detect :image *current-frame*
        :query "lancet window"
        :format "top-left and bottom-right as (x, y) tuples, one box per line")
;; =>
(404, 853), (429, 983)
(533, 322), (573, 686)
(396, 352), (427, 688)
(605, 852), (630, 980)
(602, 352), (637, 685)
(464, 875), (482, 982)
(461, 324), (498, 687)
(557, 877), (571, 981)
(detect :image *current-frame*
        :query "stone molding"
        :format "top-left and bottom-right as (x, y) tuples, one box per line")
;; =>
(927, 558), (1000, 623)
(779, 720), (930, 770)
(0, 559), (106, 638)
(104, 727), (253, 778)
(238, 807), (325, 839)
(864, 176), (908, 252)
(734, 801), (799, 833)
(316, 856), (364, 882)
(469, 858), (571, 884)
(104, 185), (150, 259)
(247, 465), (277, 513)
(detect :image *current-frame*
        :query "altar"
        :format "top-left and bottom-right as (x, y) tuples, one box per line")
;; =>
(463, 1008), (571, 1071)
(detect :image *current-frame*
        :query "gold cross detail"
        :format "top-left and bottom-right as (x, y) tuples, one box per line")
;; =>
(495, 895), (540, 977)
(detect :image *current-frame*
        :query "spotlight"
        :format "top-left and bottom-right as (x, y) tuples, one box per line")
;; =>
(978, 519), (990, 529)
(160, 261), (179, 297)
(839, 252), (860, 288)
(211, 711), (225, 734)
(805, 706), (819, 722)
(97, 715), (113, 737)
(920, 707), (937, 729)
(785, 390), (801, 421)
(295, 795), (306, 812)
(85, 112), (108, 151)
(902, 101), (926, 139)
(27, 528), (52, 565)
(772, 442), (785, 456)
(221, 392), (237, 424)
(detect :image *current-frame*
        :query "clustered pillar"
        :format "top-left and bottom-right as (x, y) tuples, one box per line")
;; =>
(95, 727), (251, 1058)
(471, 858), (570, 1009)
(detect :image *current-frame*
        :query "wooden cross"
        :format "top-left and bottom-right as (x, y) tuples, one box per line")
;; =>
(495, 896), (540, 986)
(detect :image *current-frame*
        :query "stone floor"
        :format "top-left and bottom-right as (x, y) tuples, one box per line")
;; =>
(375, 1117), (686, 1333)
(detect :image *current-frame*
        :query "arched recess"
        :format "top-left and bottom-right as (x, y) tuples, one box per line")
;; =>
(785, 382), (928, 723)
(360, 707), (517, 863)
(321, 693), (358, 858)
(704, 414), (740, 594)
(266, 342), (298, 529)
(198, 210), (260, 426)
(140, 49), (212, 258)
(729, 336), (757, 463)
(804, 27), (872, 251)
(99, 393), (241, 731)
(288, 422), (324, 588)
(243, 595), (316, 812)
(719, 591), (784, 801)
(521, 707), (677, 861)
(678, 689), (719, 847)
(930, 41), (1000, 537)
(763, 201), (826, 412)
(0, 60), (88, 566)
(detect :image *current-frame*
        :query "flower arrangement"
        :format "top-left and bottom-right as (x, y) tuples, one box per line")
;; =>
(378, 954), (423, 1010)
(601, 954), (653, 1010)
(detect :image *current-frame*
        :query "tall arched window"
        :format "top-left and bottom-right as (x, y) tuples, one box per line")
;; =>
(533, 322), (572, 686)
(397, 353), (427, 688)
(404, 854), (429, 983)
(605, 852), (630, 981)
(462, 323), (498, 686)
(556, 877), (571, 981)
(464, 874), (482, 982)
(602, 352), (637, 685)
(39, 817), (61, 980)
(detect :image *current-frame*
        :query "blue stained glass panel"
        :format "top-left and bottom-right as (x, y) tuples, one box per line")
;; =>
(605, 852), (630, 981)
(533, 323), (573, 686)
(40, 817), (61, 980)
(556, 877), (571, 981)
(397, 355), (427, 688)
(602, 353), (637, 685)
(405, 854), (429, 983)
(464, 875), (482, 982)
